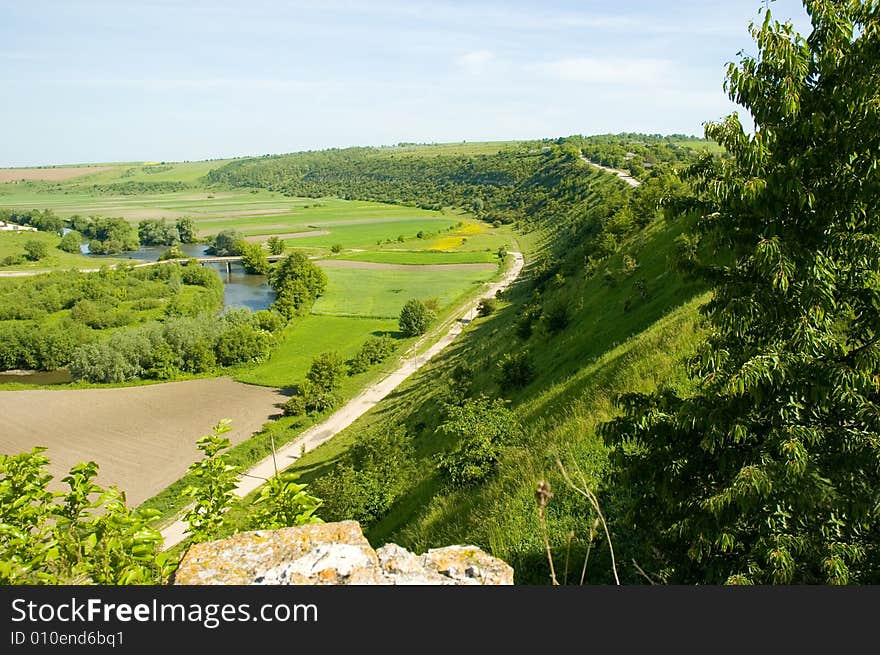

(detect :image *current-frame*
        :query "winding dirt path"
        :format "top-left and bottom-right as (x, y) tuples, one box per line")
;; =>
(159, 251), (524, 548)
(579, 153), (641, 187)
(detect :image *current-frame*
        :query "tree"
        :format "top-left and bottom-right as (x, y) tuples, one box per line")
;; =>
(268, 251), (327, 318)
(600, 2), (880, 584)
(306, 351), (345, 392)
(437, 397), (520, 487)
(266, 235), (285, 255)
(138, 219), (179, 246)
(176, 217), (197, 243)
(206, 229), (242, 257)
(58, 231), (82, 254)
(398, 299), (435, 336)
(236, 239), (269, 275)
(23, 240), (48, 261)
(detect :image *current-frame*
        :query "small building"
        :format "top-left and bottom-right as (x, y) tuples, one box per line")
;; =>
(0, 221), (38, 232)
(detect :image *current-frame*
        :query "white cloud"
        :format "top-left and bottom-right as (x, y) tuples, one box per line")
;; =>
(530, 57), (674, 86)
(456, 50), (494, 75)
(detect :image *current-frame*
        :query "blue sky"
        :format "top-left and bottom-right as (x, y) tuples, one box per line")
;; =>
(0, 0), (810, 166)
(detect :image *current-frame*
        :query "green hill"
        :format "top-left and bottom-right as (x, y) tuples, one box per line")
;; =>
(211, 134), (714, 583)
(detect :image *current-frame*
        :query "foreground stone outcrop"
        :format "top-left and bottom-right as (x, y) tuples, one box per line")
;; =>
(173, 520), (513, 585)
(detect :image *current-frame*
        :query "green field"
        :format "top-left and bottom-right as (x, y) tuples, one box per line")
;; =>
(337, 249), (499, 265)
(313, 264), (498, 318)
(0, 231), (124, 271)
(235, 314), (399, 388)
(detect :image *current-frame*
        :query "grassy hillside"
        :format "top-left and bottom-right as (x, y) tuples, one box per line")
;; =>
(207, 135), (714, 583)
(272, 213), (707, 583)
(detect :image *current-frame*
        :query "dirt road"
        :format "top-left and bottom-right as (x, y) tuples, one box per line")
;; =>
(159, 251), (524, 548)
(579, 154), (641, 187)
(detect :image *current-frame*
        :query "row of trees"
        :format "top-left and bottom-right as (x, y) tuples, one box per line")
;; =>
(0, 263), (224, 372)
(137, 217), (197, 246)
(69, 308), (283, 383)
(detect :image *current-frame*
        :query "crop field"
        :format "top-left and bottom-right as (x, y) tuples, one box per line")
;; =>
(0, 185), (456, 243)
(235, 314), (399, 388)
(313, 262), (498, 318)
(0, 377), (287, 505)
(0, 166), (117, 182)
(336, 249), (498, 265)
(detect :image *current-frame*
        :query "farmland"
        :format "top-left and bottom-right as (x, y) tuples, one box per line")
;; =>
(0, 148), (515, 509)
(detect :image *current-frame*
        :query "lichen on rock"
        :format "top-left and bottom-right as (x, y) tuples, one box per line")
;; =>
(173, 520), (513, 585)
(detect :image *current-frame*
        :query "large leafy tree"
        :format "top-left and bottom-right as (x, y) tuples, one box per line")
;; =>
(601, 1), (880, 584)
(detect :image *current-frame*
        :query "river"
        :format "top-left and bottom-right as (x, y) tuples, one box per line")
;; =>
(84, 243), (275, 313)
(0, 243), (275, 385)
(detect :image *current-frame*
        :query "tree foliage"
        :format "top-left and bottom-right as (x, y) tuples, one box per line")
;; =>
(437, 397), (521, 487)
(398, 298), (435, 337)
(600, 2), (880, 584)
(310, 427), (416, 526)
(0, 449), (173, 584)
(268, 251), (327, 318)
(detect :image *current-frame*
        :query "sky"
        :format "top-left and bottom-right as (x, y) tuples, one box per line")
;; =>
(0, 0), (812, 167)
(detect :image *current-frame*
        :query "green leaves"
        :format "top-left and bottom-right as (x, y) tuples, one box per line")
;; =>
(0, 448), (172, 585)
(600, 1), (880, 584)
(182, 419), (238, 543)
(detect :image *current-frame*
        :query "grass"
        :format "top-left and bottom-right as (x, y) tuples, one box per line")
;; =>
(336, 249), (499, 265)
(312, 264), (498, 318)
(253, 215), (709, 582)
(235, 315), (399, 388)
(0, 231), (124, 271)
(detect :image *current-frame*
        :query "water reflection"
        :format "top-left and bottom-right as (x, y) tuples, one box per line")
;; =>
(84, 244), (274, 312)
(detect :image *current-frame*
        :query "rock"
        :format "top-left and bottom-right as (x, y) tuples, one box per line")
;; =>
(173, 521), (513, 585)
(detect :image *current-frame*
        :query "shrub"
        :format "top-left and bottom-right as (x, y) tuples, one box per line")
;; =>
(247, 473), (323, 531)
(398, 299), (435, 337)
(330, 243), (343, 253)
(252, 309), (285, 334)
(282, 380), (339, 416)
(477, 298), (497, 317)
(0, 449), (173, 584)
(543, 300), (571, 334)
(347, 335), (396, 375)
(307, 351), (345, 392)
(23, 240), (48, 261)
(2, 254), (25, 266)
(158, 245), (185, 261)
(437, 397), (520, 487)
(310, 427), (415, 525)
(214, 323), (272, 366)
(266, 236), (285, 255)
(496, 350), (535, 390)
(58, 231), (82, 254)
